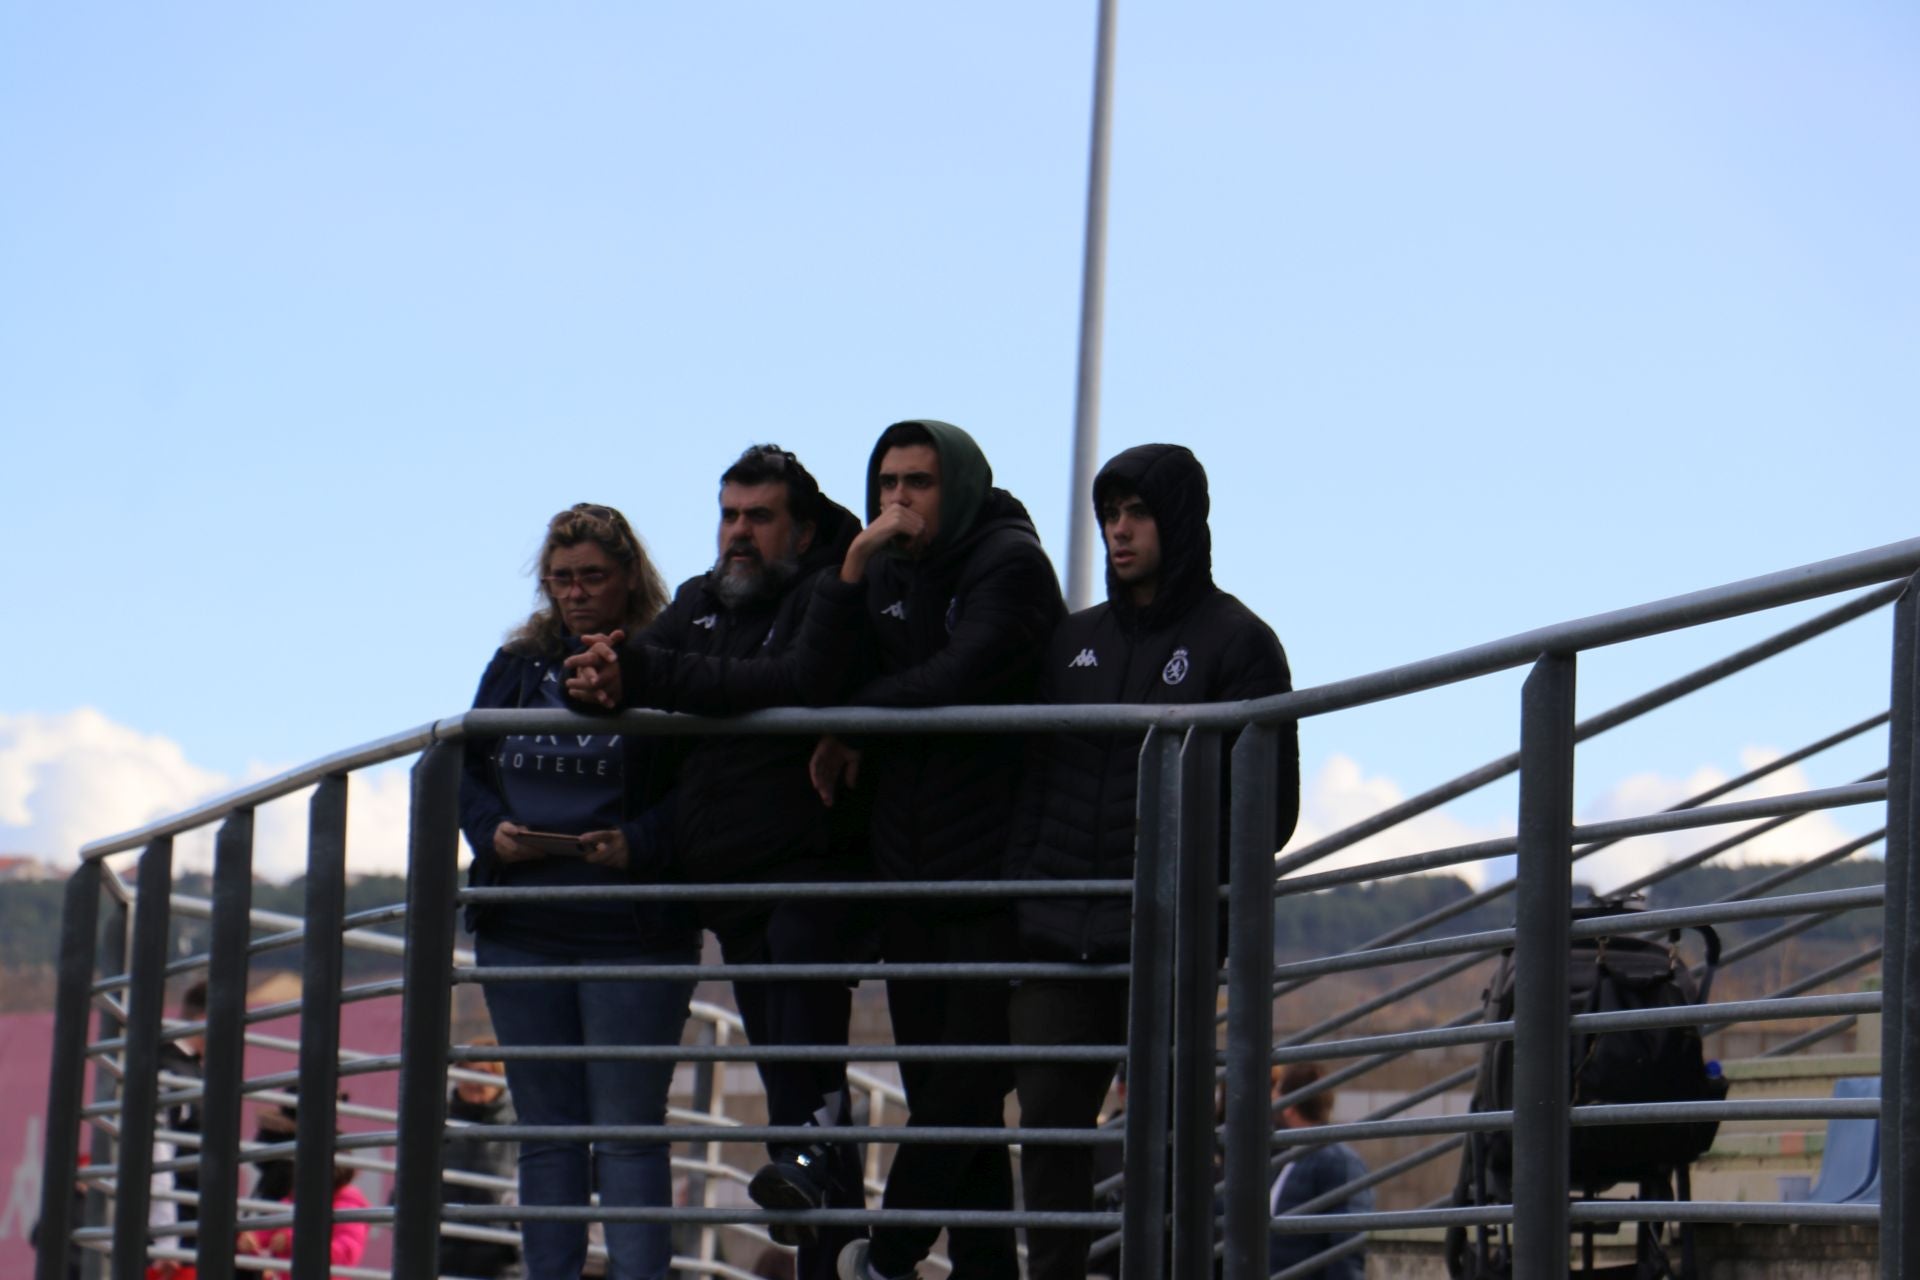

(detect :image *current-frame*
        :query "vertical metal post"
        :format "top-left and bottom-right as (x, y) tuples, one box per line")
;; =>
(1223, 726), (1279, 1280)
(193, 811), (254, 1280)
(1121, 730), (1177, 1280)
(1511, 654), (1576, 1278)
(1883, 581), (1919, 1278)
(1064, 0), (1118, 610)
(685, 1020), (717, 1246)
(1171, 730), (1222, 1280)
(85, 900), (129, 1280)
(112, 838), (176, 1280)
(391, 744), (463, 1279)
(36, 861), (104, 1280)
(291, 777), (349, 1280)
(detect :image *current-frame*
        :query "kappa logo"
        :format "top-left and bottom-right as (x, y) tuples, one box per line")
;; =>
(1162, 646), (1190, 686)
(542, 668), (560, 684)
(881, 600), (908, 620)
(693, 613), (718, 629)
(1067, 648), (1100, 669)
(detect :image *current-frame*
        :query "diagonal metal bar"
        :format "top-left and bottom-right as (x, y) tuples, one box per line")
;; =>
(1269, 592), (1897, 881)
(1262, 727), (1889, 1020)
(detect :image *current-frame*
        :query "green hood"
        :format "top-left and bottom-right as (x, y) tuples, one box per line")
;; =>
(865, 419), (992, 558)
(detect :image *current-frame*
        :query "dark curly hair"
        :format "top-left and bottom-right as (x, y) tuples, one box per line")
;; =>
(719, 444), (823, 527)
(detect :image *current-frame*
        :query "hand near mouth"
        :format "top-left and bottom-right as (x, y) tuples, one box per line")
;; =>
(842, 505), (929, 581)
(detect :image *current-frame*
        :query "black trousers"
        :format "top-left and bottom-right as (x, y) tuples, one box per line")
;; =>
(1010, 977), (1131, 1280)
(720, 899), (865, 1280)
(867, 909), (1020, 1280)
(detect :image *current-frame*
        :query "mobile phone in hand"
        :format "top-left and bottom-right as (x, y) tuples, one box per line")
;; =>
(516, 829), (587, 857)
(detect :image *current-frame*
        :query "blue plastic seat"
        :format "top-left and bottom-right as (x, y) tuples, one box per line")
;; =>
(1806, 1077), (1880, 1204)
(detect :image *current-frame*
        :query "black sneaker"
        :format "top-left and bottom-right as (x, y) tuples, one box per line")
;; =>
(749, 1153), (830, 1247)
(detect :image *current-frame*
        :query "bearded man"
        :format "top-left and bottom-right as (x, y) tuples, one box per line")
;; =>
(565, 444), (869, 1280)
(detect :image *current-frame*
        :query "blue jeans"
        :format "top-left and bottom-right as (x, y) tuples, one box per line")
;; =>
(476, 934), (697, 1280)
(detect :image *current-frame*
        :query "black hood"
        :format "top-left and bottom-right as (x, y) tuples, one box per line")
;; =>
(1092, 443), (1214, 628)
(802, 491), (862, 576)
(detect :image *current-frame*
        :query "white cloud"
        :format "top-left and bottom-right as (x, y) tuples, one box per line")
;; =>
(1285, 753), (1513, 889)
(1572, 748), (1874, 899)
(0, 709), (417, 879)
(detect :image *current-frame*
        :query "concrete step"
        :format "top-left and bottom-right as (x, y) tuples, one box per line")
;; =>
(1367, 1223), (1877, 1278)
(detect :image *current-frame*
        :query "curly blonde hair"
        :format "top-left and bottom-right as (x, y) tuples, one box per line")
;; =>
(505, 503), (669, 657)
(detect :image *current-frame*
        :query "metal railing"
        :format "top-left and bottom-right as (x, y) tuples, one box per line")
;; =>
(51, 867), (917, 1279)
(35, 534), (1920, 1280)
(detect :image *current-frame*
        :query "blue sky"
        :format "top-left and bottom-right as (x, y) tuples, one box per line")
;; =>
(1, 4), (1914, 877)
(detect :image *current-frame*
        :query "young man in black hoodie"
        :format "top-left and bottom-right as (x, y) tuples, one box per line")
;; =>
(564, 445), (869, 1280)
(807, 420), (1065, 1280)
(1006, 443), (1300, 1280)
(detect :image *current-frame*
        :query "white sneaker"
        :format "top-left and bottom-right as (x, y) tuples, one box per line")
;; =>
(836, 1237), (907, 1280)
(835, 1239), (871, 1280)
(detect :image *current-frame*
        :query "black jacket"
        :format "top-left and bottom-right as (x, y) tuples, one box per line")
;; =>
(813, 423), (1065, 888)
(616, 496), (866, 930)
(1010, 443), (1300, 962)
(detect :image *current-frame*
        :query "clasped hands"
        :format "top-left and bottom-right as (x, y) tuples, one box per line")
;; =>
(558, 630), (861, 807)
(563, 630), (627, 708)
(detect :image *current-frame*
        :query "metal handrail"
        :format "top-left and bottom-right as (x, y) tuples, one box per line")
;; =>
(43, 539), (1919, 1280)
(76, 536), (1920, 861)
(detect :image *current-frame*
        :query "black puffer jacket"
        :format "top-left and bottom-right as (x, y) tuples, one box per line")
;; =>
(618, 496), (865, 926)
(811, 422), (1065, 889)
(1010, 443), (1299, 962)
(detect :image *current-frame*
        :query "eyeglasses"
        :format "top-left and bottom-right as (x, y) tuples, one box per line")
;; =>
(543, 568), (615, 594)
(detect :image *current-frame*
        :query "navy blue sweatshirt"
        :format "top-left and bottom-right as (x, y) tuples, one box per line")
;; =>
(458, 642), (697, 954)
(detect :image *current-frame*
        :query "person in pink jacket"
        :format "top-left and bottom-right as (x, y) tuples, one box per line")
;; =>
(237, 1167), (369, 1278)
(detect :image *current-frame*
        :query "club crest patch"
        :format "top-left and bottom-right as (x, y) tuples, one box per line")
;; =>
(1162, 646), (1190, 686)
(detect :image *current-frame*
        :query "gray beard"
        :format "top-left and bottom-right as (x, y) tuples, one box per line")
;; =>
(711, 552), (802, 610)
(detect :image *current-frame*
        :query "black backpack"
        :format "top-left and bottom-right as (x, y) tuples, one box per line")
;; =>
(1445, 901), (1727, 1279)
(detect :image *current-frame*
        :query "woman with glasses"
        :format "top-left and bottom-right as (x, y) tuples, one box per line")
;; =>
(457, 503), (698, 1280)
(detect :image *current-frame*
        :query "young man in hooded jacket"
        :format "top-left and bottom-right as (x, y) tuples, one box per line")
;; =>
(1006, 443), (1300, 1280)
(564, 445), (871, 1280)
(806, 420), (1065, 1280)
